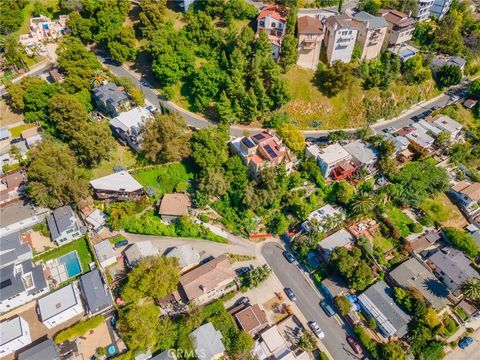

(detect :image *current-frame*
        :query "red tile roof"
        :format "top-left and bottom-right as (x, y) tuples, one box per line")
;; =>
(258, 4), (288, 23)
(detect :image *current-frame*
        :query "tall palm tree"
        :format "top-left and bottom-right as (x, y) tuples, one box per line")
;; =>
(462, 278), (480, 301)
(90, 69), (107, 88)
(350, 191), (376, 215)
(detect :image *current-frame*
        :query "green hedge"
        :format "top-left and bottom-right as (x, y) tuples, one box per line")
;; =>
(54, 316), (104, 343)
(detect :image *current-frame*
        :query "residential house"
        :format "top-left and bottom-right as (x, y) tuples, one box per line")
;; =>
(181, 0), (196, 12)
(342, 140), (379, 173)
(93, 240), (117, 269)
(431, 114), (463, 140)
(48, 68), (63, 83)
(324, 14), (362, 64)
(0, 170), (26, 207)
(417, 119), (443, 137)
(189, 322), (225, 360)
(379, 9), (416, 46)
(357, 281), (411, 338)
(318, 228), (355, 260)
(383, 133), (410, 156)
(37, 283), (84, 329)
(17, 339), (60, 360)
(0, 316), (31, 357)
(92, 82), (130, 117)
(405, 125), (435, 153)
(253, 325), (309, 360)
(427, 247), (480, 296)
(230, 131), (296, 177)
(151, 350), (177, 360)
(79, 269), (114, 316)
(465, 224), (480, 248)
(109, 106), (154, 152)
(19, 15), (69, 57)
(301, 204), (345, 233)
(449, 181), (480, 217)
(90, 171), (146, 202)
(0, 232), (48, 313)
(320, 274), (349, 299)
(124, 241), (159, 268)
(179, 254), (236, 305)
(415, 0), (435, 21)
(306, 143), (353, 179)
(256, 5), (289, 61)
(463, 99), (477, 109)
(47, 205), (86, 244)
(389, 257), (449, 310)
(297, 16), (324, 70)
(157, 193), (191, 223)
(406, 230), (442, 254)
(430, 0), (453, 19)
(430, 55), (466, 76)
(234, 304), (269, 336)
(0, 128), (10, 142)
(347, 219), (379, 240)
(165, 245), (200, 273)
(85, 208), (107, 232)
(387, 43), (419, 62)
(20, 127), (42, 148)
(353, 11), (388, 61)
(0, 202), (49, 237)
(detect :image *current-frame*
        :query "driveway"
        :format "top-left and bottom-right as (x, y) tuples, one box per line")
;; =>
(446, 328), (480, 360)
(261, 242), (362, 360)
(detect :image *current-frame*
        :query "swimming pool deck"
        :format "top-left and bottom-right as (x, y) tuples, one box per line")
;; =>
(45, 251), (82, 285)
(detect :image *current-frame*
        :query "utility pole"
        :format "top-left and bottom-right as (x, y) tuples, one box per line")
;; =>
(338, 0), (343, 14)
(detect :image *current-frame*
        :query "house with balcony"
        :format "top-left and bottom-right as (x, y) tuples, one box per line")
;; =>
(404, 124), (435, 153)
(306, 143), (355, 179)
(324, 14), (362, 64)
(0, 232), (48, 314)
(90, 171), (146, 202)
(297, 16), (324, 70)
(47, 205), (86, 245)
(353, 11), (388, 61)
(92, 82), (130, 117)
(109, 106), (154, 153)
(257, 5), (289, 61)
(379, 9), (416, 46)
(301, 204), (345, 234)
(0, 169), (27, 208)
(415, 0), (434, 21)
(342, 140), (379, 174)
(229, 131), (296, 177)
(449, 181), (480, 217)
(430, 0), (453, 19)
(430, 114), (463, 140)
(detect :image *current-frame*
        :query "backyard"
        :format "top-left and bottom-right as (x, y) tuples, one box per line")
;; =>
(373, 235), (394, 254)
(420, 193), (468, 229)
(385, 206), (414, 238)
(91, 143), (139, 178)
(9, 123), (36, 138)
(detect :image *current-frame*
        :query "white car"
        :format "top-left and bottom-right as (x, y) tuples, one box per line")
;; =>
(308, 321), (325, 340)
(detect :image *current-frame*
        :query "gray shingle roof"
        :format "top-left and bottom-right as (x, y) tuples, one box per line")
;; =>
(151, 350), (177, 360)
(18, 339), (60, 360)
(0, 232), (31, 268)
(165, 245), (200, 269)
(47, 205), (76, 241)
(92, 83), (128, 106)
(189, 323), (225, 360)
(0, 260), (47, 301)
(353, 11), (388, 29)
(342, 140), (379, 165)
(79, 269), (113, 315)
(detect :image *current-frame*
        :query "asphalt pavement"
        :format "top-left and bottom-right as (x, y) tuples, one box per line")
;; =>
(261, 242), (362, 360)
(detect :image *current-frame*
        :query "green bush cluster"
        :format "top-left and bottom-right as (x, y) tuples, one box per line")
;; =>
(54, 316), (103, 344)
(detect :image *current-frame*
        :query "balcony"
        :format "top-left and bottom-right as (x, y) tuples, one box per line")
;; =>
(301, 39), (317, 49)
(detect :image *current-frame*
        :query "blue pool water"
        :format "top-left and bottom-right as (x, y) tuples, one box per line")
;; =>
(107, 345), (116, 355)
(59, 251), (82, 278)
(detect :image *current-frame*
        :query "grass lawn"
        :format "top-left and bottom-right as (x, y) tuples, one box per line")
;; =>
(91, 143), (139, 178)
(165, 8), (186, 30)
(386, 207), (413, 237)
(109, 234), (127, 245)
(420, 193), (468, 229)
(281, 65), (439, 129)
(373, 236), (394, 253)
(33, 237), (94, 273)
(9, 123), (36, 138)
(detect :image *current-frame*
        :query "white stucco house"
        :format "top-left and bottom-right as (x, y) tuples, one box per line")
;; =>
(0, 316), (31, 357)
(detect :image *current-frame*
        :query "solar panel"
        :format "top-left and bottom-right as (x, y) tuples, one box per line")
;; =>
(0, 279), (12, 289)
(264, 144), (278, 159)
(241, 137), (256, 148)
(253, 133), (266, 141)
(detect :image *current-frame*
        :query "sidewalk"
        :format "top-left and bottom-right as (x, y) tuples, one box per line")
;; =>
(0, 59), (53, 93)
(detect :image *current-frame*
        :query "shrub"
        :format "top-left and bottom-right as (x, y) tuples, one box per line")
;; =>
(419, 214), (435, 227)
(443, 227), (479, 258)
(408, 222), (423, 233)
(335, 295), (351, 315)
(54, 316), (103, 343)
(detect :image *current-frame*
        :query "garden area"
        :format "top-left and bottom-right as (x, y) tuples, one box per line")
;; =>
(420, 193), (468, 229)
(372, 235), (394, 254)
(384, 206), (415, 238)
(91, 143), (139, 178)
(54, 316), (104, 344)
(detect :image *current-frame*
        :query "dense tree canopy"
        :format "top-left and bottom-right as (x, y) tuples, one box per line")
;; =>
(436, 64), (462, 88)
(443, 227), (479, 258)
(315, 61), (355, 97)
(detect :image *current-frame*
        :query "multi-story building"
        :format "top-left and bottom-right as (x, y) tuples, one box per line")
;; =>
(450, 181), (480, 217)
(353, 11), (388, 60)
(324, 14), (362, 64)
(92, 82), (131, 117)
(415, 0), (434, 21)
(229, 131), (296, 177)
(379, 9), (416, 46)
(430, 0), (452, 19)
(306, 143), (354, 179)
(47, 205), (87, 245)
(257, 4), (289, 61)
(297, 16), (324, 70)
(90, 171), (146, 202)
(109, 106), (154, 152)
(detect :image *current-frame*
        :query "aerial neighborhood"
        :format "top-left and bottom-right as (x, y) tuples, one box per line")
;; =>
(1, 0), (480, 360)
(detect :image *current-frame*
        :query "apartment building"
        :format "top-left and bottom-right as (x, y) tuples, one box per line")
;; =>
(379, 9), (416, 46)
(324, 14), (362, 64)
(257, 5), (289, 61)
(297, 16), (324, 70)
(415, 0), (434, 21)
(353, 11), (388, 60)
(430, 0), (452, 19)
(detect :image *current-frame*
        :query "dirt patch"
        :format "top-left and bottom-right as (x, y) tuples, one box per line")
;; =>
(76, 320), (114, 359)
(0, 100), (24, 127)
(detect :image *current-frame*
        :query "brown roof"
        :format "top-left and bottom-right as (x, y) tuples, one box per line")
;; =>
(379, 9), (416, 27)
(298, 16), (323, 34)
(235, 304), (268, 335)
(180, 255), (236, 302)
(1, 170), (25, 190)
(20, 127), (39, 139)
(49, 68), (63, 82)
(158, 193), (191, 216)
(258, 4), (288, 22)
(452, 182), (480, 201)
(326, 14), (363, 31)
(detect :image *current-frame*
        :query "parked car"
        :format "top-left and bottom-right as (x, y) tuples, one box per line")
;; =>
(459, 337), (473, 349)
(320, 300), (335, 317)
(347, 336), (363, 355)
(235, 296), (250, 306)
(235, 265), (253, 276)
(285, 288), (297, 301)
(114, 240), (128, 248)
(308, 321), (325, 339)
(283, 251), (295, 263)
(382, 126), (396, 133)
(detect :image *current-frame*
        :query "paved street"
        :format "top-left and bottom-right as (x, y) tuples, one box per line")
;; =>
(446, 327), (480, 360)
(262, 242), (361, 360)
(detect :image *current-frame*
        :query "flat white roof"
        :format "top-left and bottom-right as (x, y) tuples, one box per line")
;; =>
(406, 127), (434, 149)
(90, 171), (143, 192)
(433, 115), (462, 134)
(261, 326), (286, 353)
(93, 240), (116, 263)
(109, 106), (152, 132)
(0, 316), (27, 346)
(416, 120), (442, 136)
(317, 144), (351, 165)
(38, 284), (80, 321)
(85, 209), (107, 229)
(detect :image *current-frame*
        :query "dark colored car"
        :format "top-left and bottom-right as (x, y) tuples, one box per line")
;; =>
(114, 240), (128, 248)
(285, 288), (297, 301)
(459, 337), (473, 349)
(320, 300), (335, 317)
(235, 296), (250, 306)
(283, 251), (295, 263)
(347, 336), (363, 355)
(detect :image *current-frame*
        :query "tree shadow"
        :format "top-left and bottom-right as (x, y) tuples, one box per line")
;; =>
(422, 278), (450, 298)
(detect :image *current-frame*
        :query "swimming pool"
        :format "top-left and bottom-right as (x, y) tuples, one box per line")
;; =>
(59, 251), (82, 278)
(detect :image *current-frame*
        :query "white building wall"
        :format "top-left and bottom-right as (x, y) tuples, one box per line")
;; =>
(326, 28), (358, 64)
(0, 317), (31, 357)
(0, 286), (48, 314)
(42, 302), (84, 329)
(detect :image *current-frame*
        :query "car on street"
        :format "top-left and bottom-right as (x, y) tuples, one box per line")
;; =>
(285, 288), (296, 301)
(411, 114), (420, 121)
(459, 337), (473, 349)
(283, 251), (296, 263)
(449, 95), (460, 103)
(308, 320), (325, 339)
(235, 296), (250, 306)
(382, 126), (396, 133)
(319, 300), (335, 317)
(347, 336), (363, 355)
(114, 239), (128, 248)
(432, 105), (441, 111)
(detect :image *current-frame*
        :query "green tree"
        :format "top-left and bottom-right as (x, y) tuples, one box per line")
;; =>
(328, 130), (349, 143)
(27, 141), (90, 208)
(276, 124), (305, 152)
(190, 62), (225, 111)
(108, 26), (137, 63)
(443, 227), (479, 258)
(49, 93), (88, 134)
(67, 11), (94, 44)
(358, 0), (380, 15)
(335, 295), (351, 315)
(333, 180), (356, 206)
(468, 79), (480, 99)
(437, 64), (462, 88)
(350, 191), (376, 215)
(141, 113), (192, 163)
(298, 330), (317, 352)
(267, 212), (290, 235)
(0, 0), (27, 34)
(190, 126), (229, 171)
(198, 167), (229, 198)
(229, 331), (254, 357)
(401, 54), (431, 85)
(380, 341), (405, 360)
(351, 262), (374, 291)
(462, 278), (480, 301)
(280, 33), (298, 69)
(122, 256), (180, 303)
(23, 82), (58, 122)
(69, 122), (115, 167)
(315, 61), (354, 97)
(5, 77), (45, 111)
